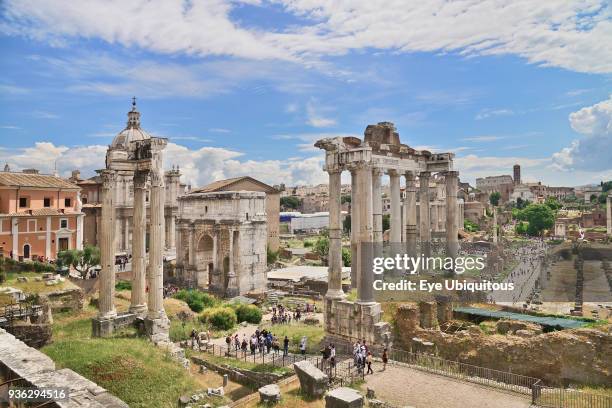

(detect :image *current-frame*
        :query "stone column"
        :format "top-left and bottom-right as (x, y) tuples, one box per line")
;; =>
(76, 214), (84, 250)
(327, 169), (344, 299)
(430, 204), (438, 232)
(130, 171), (147, 316)
(45, 216), (52, 259)
(123, 217), (130, 252)
(147, 167), (166, 321)
(350, 169), (360, 289)
(492, 206), (498, 244)
(445, 171), (459, 259)
(607, 194), (612, 237)
(356, 164), (374, 304)
(99, 170), (117, 319)
(167, 213), (176, 250)
(188, 225), (196, 269)
(404, 172), (417, 259)
(227, 229), (238, 297)
(11, 218), (17, 260)
(389, 170), (402, 243)
(372, 168), (383, 245)
(419, 172), (432, 258)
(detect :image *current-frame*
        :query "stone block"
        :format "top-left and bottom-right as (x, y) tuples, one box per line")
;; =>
(259, 384), (281, 404)
(325, 387), (363, 408)
(92, 316), (115, 337)
(293, 360), (328, 398)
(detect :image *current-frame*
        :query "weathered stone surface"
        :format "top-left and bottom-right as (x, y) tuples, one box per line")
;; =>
(495, 319), (542, 335)
(293, 360), (328, 398)
(325, 387), (363, 408)
(259, 384), (281, 403)
(515, 329), (536, 338)
(5, 322), (52, 348)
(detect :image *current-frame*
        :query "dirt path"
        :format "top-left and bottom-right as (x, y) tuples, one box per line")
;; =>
(364, 365), (532, 408)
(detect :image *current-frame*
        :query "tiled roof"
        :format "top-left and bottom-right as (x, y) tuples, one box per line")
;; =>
(0, 172), (79, 189)
(191, 176), (278, 194)
(5, 209), (78, 217)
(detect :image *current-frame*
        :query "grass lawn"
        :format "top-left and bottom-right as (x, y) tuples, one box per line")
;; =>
(42, 305), (202, 408)
(2, 271), (76, 295)
(259, 322), (325, 354)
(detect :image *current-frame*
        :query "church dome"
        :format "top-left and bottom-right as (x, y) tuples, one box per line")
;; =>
(110, 98), (151, 149)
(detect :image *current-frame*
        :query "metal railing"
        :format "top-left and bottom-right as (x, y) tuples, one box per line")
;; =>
(532, 380), (612, 408)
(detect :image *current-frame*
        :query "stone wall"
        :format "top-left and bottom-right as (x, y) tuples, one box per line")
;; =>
(393, 304), (612, 386)
(191, 356), (290, 388)
(40, 287), (84, 313)
(0, 328), (128, 407)
(324, 298), (392, 348)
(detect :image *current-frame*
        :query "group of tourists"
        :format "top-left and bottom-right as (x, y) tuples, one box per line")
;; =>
(351, 339), (388, 375)
(224, 328), (301, 357)
(270, 303), (294, 325)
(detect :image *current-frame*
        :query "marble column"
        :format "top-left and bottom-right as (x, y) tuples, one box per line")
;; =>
(123, 217), (129, 252)
(327, 169), (344, 299)
(607, 194), (612, 237)
(167, 213), (176, 250)
(147, 167), (166, 320)
(76, 214), (84, 250)
(492, 206), (498, 244)
(99, 170), (117, 319)
(419, 172), (432, 258)
(404, 172), (417, 259)
(227, 229), (238, 296)
(389, 170), (402, 243)
(445, 171), (459, 259)
(372, 168), (383, 246)
(350, 169), (360, 289)
(356, 164), (374, 304)
(130, 171), (147, 315)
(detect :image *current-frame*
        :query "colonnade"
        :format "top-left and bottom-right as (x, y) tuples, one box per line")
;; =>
(325, 166), (459, 302)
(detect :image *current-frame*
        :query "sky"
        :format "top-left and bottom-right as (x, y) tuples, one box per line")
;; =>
(0, 0), (611, 188)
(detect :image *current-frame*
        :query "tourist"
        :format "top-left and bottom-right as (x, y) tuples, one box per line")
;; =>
(300, 336), (307, 355)
(283, 335), (289, 356)
(382, 348), (388, 371)
(330, 344), (336, 368)
(234, 334), (240, 351)
(250, 335), (257, 355)
(190, 328), (197, 349)
(366, 351), (373, 375)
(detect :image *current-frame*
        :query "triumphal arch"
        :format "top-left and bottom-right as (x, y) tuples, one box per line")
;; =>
(315, 122), (459, 347)
(92, 101), (169, 342)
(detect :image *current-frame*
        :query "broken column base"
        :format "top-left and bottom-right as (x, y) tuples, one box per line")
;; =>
(324, 298), (392, 348)
(92, 312), (137, 338)
(143, 314), (171, 343)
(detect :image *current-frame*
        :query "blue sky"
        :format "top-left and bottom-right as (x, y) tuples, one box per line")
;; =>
(0, 0), (611, 187)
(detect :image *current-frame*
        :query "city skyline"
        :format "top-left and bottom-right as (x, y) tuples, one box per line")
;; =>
(1, 0), (611, 188)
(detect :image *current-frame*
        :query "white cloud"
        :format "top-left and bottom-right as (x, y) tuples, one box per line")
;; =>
(306, 99), (336, 128)
(3, 0), (610, 74)
(461, 135), (505, 142)
(475, 109), (514, 120)
(0, 141), (326, 188)
(552, 95), (612, 172)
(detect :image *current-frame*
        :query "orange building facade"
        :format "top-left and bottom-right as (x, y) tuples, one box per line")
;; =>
(0, 170), (83, 261)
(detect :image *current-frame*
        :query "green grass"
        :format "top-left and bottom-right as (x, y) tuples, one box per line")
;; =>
(259, 323), (325, 354)
(1, 271), (74, 295)
(42, 311), (201, 408)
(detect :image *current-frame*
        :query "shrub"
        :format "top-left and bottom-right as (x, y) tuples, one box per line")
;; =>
(342, 247), (351, 267)
(233, 304), (262, 324)
(115, 280), (132, 291)
(200, 307), (237, 330)
(174, 290), (216, 313)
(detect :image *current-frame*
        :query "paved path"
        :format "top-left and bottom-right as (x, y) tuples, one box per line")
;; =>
(365, 365), (532, 408)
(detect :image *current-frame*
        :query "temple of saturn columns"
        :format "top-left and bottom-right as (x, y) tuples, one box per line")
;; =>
(92, 101), (170, 342)
(315, 122), (459, 346)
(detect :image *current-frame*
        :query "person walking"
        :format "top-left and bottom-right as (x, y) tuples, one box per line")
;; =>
(382, 348), (388, 371)
(366, 351), (373, 375)
(283, 335), (289, 356)
(300, 336), (307, 355)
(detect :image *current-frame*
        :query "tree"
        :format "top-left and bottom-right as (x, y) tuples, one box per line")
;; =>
(598, 193), (608, 205)
(57, 245), (100, 278)
(519, 204), (555, 236)
(341, 194), (351, 204)
(341, 247), (351, 267)
(464, 219), (479, 232)
(382, 214), (390, 232)
(280, 196), (301, 210)
(489, 191), (501, 206)
(544, 196), (561, 211)
(314, 235), (329, 259)
(343, 214), (351, 233)
(589, 194), (598, 203)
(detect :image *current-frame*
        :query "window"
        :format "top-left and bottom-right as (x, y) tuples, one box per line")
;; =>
(60, 219), (68, 229)
(44, 197), (51, 207)
(19, 197), (27, 208)
(64, 198), (71, 207)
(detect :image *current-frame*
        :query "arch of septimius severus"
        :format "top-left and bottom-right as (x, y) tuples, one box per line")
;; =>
(92, 100), (169, 342)
(315, 122), (459, 346)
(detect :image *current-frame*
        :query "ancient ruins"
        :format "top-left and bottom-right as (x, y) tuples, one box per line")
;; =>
(174, 191), (268, 297)
(315, 122), (460, 347)
(91, 100), (169, 342)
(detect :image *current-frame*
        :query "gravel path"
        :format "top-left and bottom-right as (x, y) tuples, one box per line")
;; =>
(365, 365), (532, 408)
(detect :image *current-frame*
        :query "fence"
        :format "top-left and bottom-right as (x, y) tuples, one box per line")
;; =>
(533, 380), (612, 408)
(205, 343), (364, 386)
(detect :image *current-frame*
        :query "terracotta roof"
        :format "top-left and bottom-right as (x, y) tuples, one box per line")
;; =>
(0, 172), (79, 189)
(191, 176), (278, 194)
(5, 209), (78, 217)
